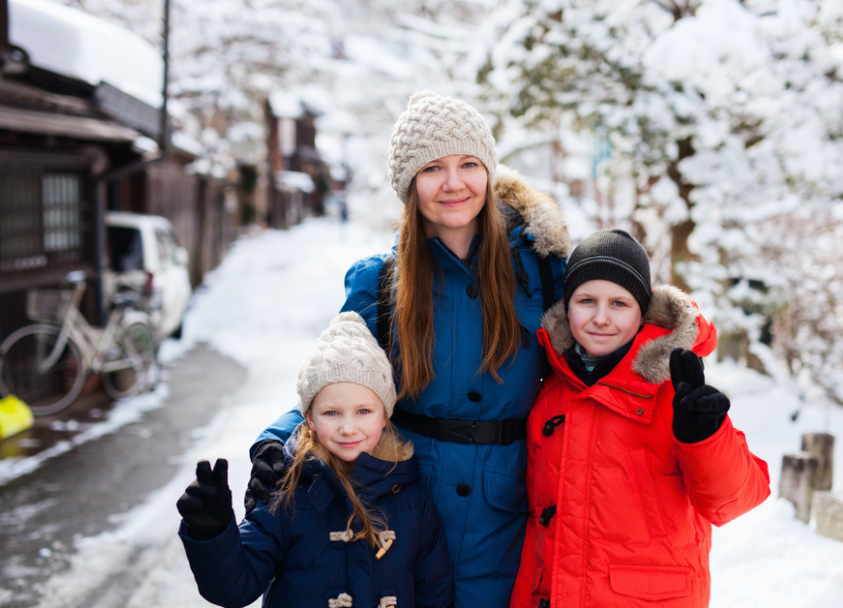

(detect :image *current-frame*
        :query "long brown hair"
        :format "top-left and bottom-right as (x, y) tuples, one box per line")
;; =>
(393, 173), (521, 399)
(270, 419), (411, 548)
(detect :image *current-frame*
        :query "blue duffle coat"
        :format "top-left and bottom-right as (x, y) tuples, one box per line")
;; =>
(255, 166), (570, 608)
(181, 434), (454, 608)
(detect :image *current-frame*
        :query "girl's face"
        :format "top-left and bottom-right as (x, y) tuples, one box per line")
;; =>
(567, 280), (643, 357)
(414, 154), (487, 244)
(305, 382), (386, 462)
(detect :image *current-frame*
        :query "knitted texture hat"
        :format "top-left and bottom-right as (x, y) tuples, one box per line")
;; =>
(563, 229), (652, 314)
(296, 312), (397, 417)
(388, 90), (497, 203)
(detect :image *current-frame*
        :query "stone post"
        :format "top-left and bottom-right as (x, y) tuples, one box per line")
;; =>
(779, 452), (819, 523)
(801, 433), (835, 491)
(812, 491), (843, 543)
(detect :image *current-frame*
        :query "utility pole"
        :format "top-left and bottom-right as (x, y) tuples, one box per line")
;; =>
(159, 0), (170, 154)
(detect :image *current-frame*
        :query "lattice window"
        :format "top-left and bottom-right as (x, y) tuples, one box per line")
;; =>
(42, 173), (82, 252)
(0, 152), (90, 274)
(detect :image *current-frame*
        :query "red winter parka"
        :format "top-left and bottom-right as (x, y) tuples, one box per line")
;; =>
(510, 285), (771, 608)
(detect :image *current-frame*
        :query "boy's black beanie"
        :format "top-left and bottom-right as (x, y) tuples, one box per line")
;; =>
(563, 229), (652, 314)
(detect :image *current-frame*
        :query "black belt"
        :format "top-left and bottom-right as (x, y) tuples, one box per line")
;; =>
(391, 408), (527, 445)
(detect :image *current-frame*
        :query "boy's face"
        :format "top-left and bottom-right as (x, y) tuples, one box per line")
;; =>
(306, 382), (386, 462)
(567, 280), (643, 358)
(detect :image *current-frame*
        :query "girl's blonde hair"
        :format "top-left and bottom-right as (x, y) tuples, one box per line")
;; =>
(393, 174), (520, 399)
(270, 417), (411, 548)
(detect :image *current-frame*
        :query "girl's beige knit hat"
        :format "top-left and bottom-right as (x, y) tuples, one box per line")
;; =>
(296, 312), (396, 416)
(388, 90), (497, 203)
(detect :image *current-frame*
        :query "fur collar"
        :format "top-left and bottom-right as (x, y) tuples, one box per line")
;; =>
(541, 284), (702, 384)
(494, 164), (571, 258)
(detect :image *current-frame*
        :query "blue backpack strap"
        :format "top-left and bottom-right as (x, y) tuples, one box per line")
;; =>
(537, 253), (555, 312)
(505, 206), (557, 313)
(376, 255), (395, 350)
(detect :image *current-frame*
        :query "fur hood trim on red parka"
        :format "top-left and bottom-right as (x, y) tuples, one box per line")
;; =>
(540, 284), (708, 385)
(494, 164), (572, 259)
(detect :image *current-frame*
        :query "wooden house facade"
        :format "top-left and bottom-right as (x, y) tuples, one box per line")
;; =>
(264, 96), (333, 229)
(0, 0), (235, 342)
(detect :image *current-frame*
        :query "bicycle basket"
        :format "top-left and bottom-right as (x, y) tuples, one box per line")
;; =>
(26, 288), (73, 322)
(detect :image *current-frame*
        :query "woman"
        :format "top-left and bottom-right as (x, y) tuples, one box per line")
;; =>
(248, 91), (571, 608)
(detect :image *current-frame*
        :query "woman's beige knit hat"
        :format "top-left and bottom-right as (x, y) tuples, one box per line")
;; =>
(388, 90), (497, 203)
(296, 312), (397, 417)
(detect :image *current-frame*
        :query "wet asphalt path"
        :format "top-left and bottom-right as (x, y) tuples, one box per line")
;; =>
(0, 343), (248, 608)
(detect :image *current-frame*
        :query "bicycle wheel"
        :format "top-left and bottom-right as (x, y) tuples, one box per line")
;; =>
(0, 324), (86, 416)
(101, 319), (158, 400)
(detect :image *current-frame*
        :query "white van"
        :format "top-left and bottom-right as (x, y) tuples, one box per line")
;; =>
(104, 212), (192, 339)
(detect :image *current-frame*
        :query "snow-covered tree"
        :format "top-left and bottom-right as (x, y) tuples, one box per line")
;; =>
(757, 206), (843, 404)
(480, 0), (843, 397)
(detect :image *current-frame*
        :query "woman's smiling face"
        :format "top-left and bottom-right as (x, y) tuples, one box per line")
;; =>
(414, 154), (488, 245)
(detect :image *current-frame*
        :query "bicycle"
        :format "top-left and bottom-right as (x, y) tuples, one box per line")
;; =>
(0, 270), (160, 416)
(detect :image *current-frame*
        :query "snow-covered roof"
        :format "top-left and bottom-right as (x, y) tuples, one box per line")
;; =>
(9, 0), (163, 108)
(268, 92), (304, 119)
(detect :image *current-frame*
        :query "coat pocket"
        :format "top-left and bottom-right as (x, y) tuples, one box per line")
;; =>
(608, 564), (692, 601)
(484, 467), (527, 513)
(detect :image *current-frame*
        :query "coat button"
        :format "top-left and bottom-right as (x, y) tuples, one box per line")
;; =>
(637, 408), (644, 415)
(391, 483), (401, 494)
(467, 391), (482, 402)
(466, 283), (480, 299)
(456, 483), (471, 497)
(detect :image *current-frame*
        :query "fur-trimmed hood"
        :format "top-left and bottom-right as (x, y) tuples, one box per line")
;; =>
(494, 164), (571, 259)
(540, 284), (714, 385)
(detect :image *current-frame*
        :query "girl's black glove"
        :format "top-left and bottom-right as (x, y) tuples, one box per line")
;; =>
(244, 440), (286, 513)
(669, 348), (731, 443)
(177, 458), (233, 540)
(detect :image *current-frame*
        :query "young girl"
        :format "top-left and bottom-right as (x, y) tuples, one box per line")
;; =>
(177, 312), (454, 608)
(509, 229), (771, 608)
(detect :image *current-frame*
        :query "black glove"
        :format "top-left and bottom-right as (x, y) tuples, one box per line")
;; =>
(177, 459), (233, 540)
(669, 348), (731, 443)
(244, 439), (286, 513)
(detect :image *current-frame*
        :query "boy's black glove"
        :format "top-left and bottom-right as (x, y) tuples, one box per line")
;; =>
(177, 459), (233, 540)
(244, 439), (286, 513)
(669, 348), (731, 443)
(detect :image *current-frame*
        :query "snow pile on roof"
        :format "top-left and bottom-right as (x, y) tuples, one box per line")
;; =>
(268, 92), (304, 119)
(275, 170), (315, 193)
(8, 0), (163, 108)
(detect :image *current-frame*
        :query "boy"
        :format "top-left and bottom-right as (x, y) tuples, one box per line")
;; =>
(510, 229), (770, 608)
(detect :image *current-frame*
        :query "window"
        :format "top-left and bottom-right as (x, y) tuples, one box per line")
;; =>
(108, 226), (144, 272)
(0, 171), (44, 271)
(43, 173), (82, 252)
(0, 152), (89, 274)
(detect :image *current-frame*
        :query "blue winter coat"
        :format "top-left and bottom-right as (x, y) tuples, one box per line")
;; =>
(181, 433), (454, 608)
(254, 167), (570, 608)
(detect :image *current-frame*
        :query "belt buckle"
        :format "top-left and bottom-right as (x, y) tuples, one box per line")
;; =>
(448, 421), (478, 443)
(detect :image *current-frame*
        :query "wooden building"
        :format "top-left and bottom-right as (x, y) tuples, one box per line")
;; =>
(264, 95), (333, 229)
(0, 0), (234, 341)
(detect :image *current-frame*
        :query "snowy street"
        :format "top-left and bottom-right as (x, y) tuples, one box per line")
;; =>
(1, 215), (843, 607)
